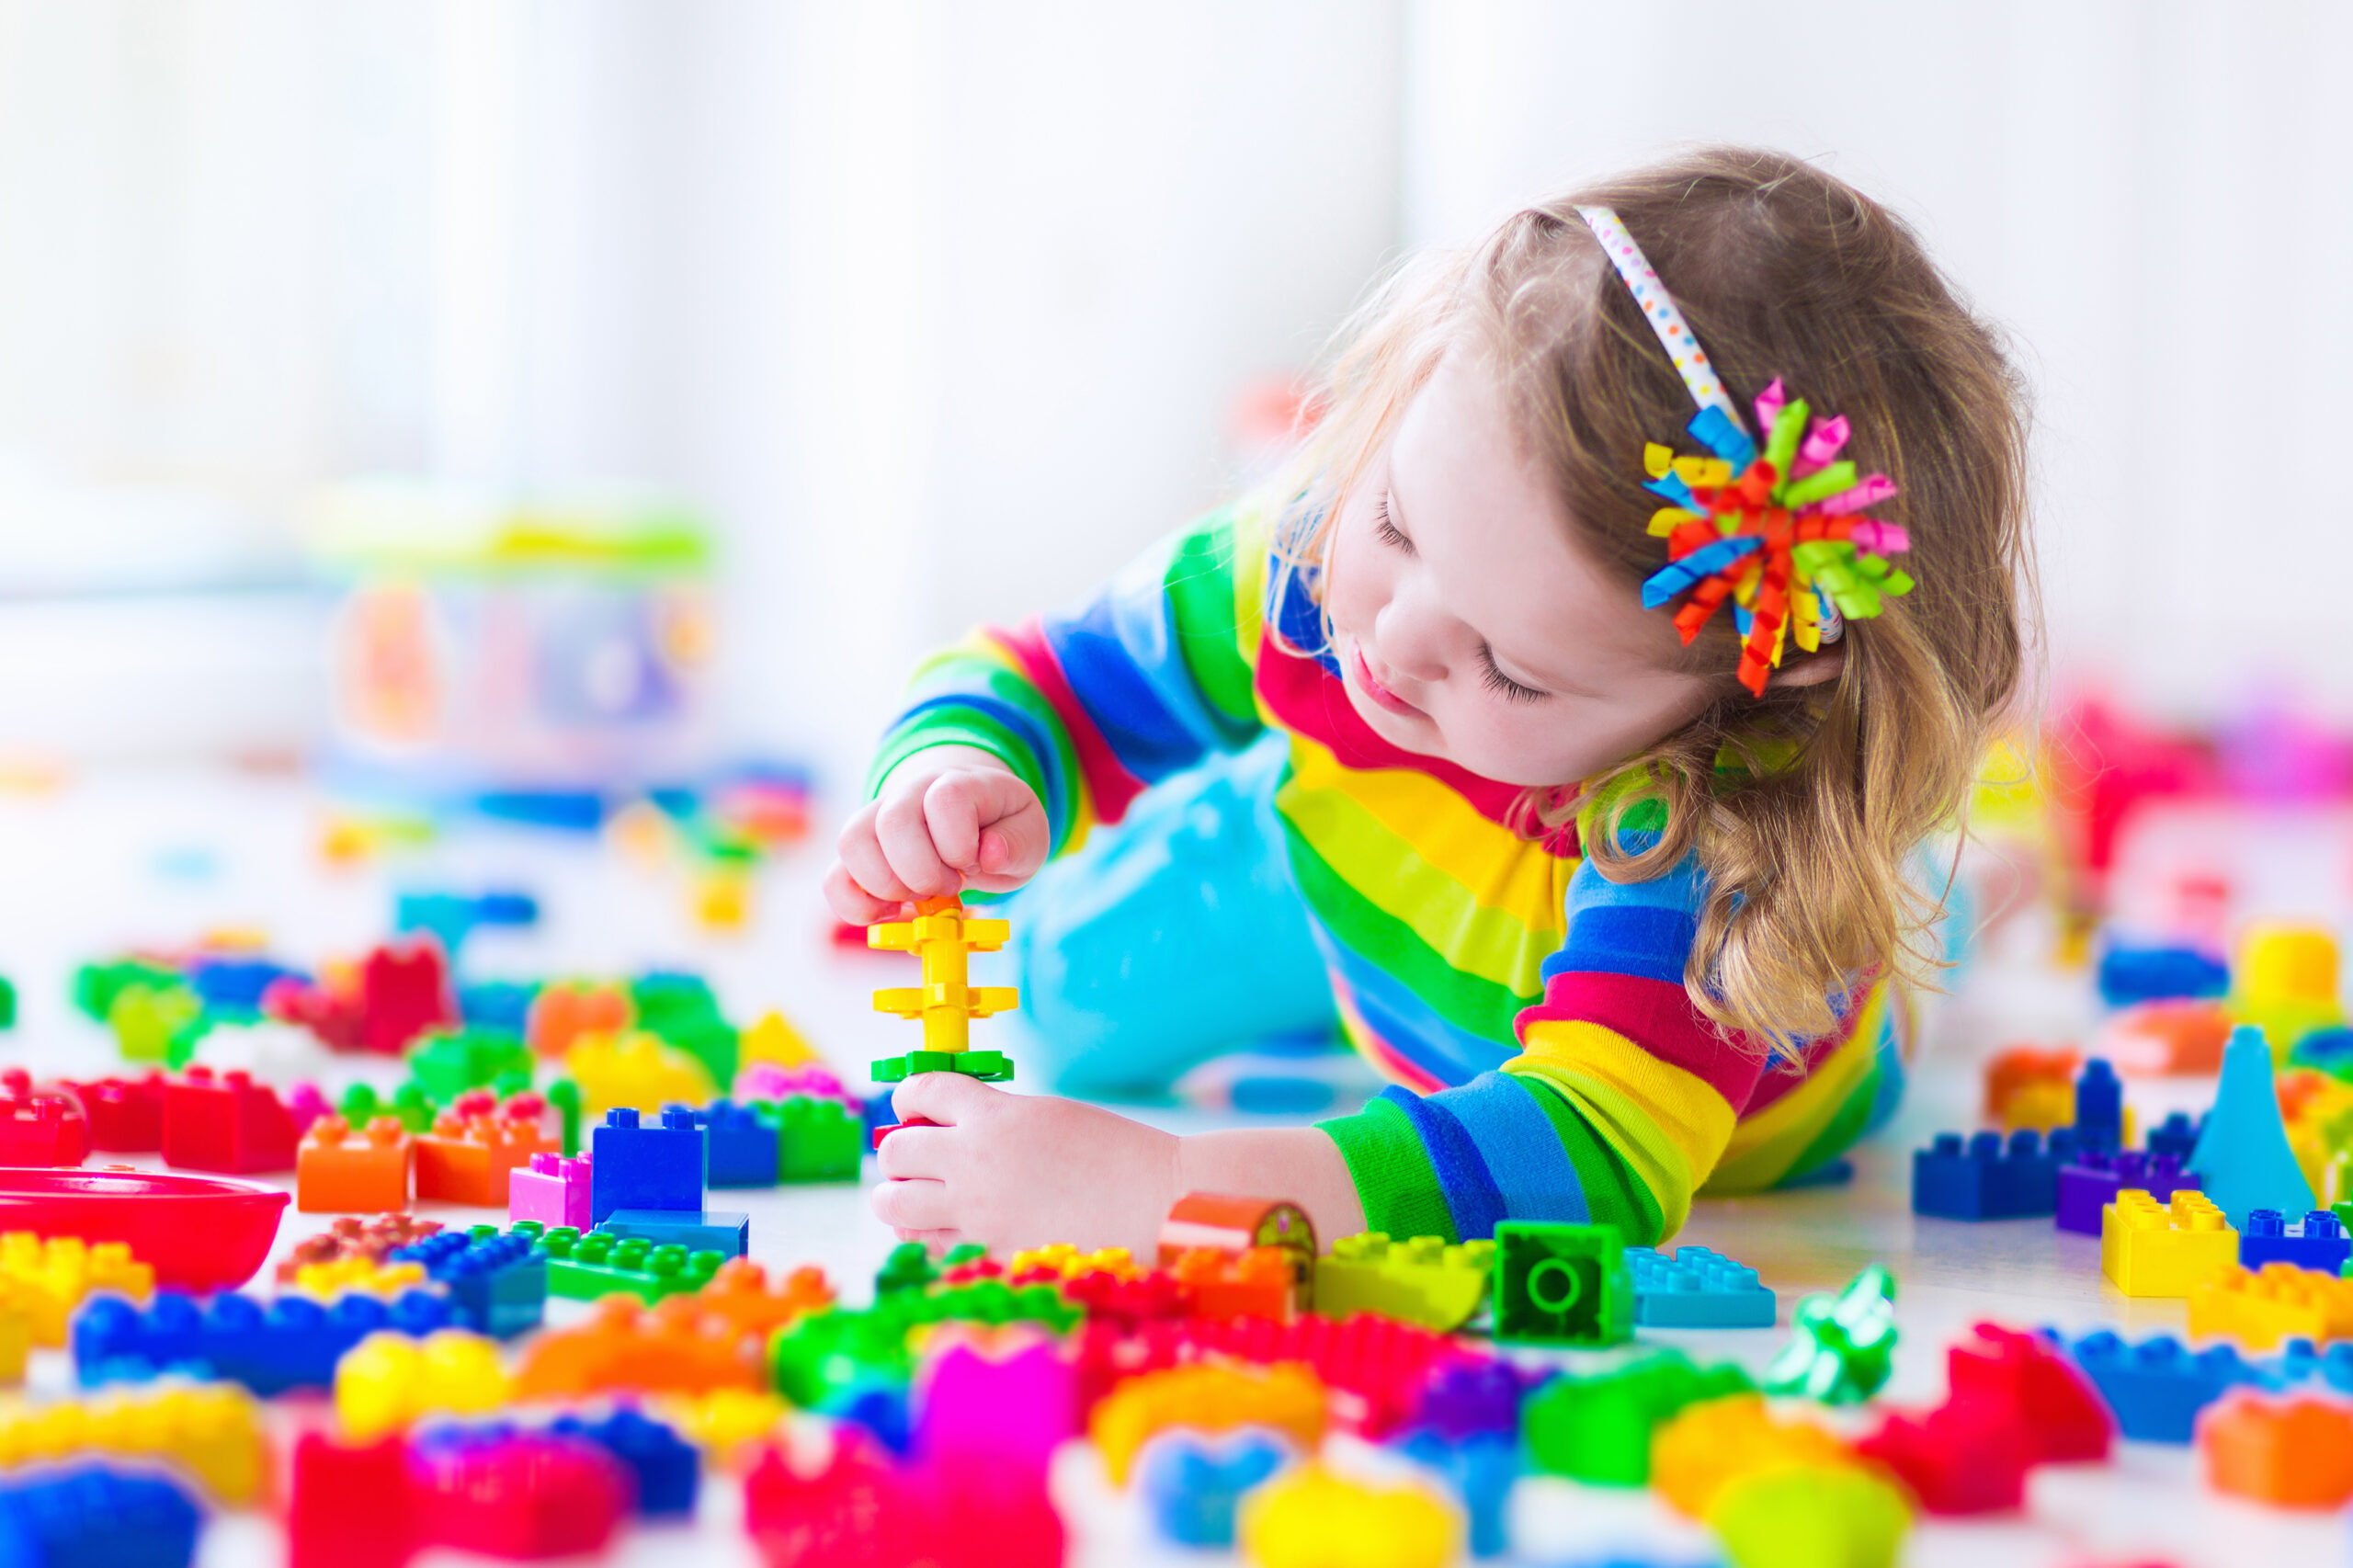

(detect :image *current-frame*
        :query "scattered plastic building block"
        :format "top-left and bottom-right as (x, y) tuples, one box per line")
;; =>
(457, 978), (540, 1036)
(285, 1255), (426, 1301)
(1947, 1323), (2114, 1462)
(0, 1073), (89, 1168)
(550, 1407), (699, 1517)
(287, 1432), (414, 1568)
(740, 1008), (819, 1069)
(508, 1151), (593, 1232)
(73, 1285), (453, 1396)
(1492, 1221), (1632, 1346)
(410, 1426), (629, 1559)
(1238, 1460), (1462, 1568)
(297, 1115), (412, 1213)
(589, 1106), (703, 1224)
(699, 1099), (779, 1187)
(2233, 923), (2345, 1056)
(1392, 1426), (1512, 1560)
(2188, 1262), (2353, 1349)
(869, 896), (1019, 1083)
(2238, 1207), (2352, 1272)
(2098, 941), (2229, 1007)
(2072, 1057), (2125, 1151)
(160, 1068), (297, 1174)
(1161, 1193), (1318, 1281)
(1168, 1246), (1295, 1321)
(2101, 997), (2233, 1076)
(107, 983), (204, 1066)
(2058, 1327), (2265, 1442)
(0, 1383), (268, 1506)
(1141, 1429), (1290, 1550)
(0, 1465), (201, 1568)
(405, 1028), (533, 1107)
(1911, 1127), (2077, 1220)
(601, 1209), (750, 1258)
(657, 1386), (789, 1459)
(1854, 1391), (2029, 1514)
(2147, 1109), (2202, 1158)
(276, 1215), (442, 1281)
(395, 887), (538, 960)
(565, 1030), (718, 1118)
(2189, 1026), (2317, 1224)
(2197, 1389), (2353, 1507)
(57, 1073), (165, 1153)
(517, 1294), (763, 1398)
(1762, 1265), (1897, 1403)
(337, 1081), (435, 1136)
(1623, 1244), (1777, 1327)
(1523, 1348), (1753, 1484)
(1090, 1362), (1325, 1486)
(2055, 1147), (2201, 1234)
(335, 1329), (514, 1438)
(1707, 1462), (1911, 1568)
(1648, 1392), (1855, 1519)
(2102, 1188), (2239, 1296)
(0, 1232), (150, 1347)
(1982, 1044), (2079, 1132)
(1314, 1233), (1494, 1330)
(529, 981), (635, 1059)
(769, 1096), (863, 1182)
(518, 1223), (726, 1303)
(631, 971), (741, 1086)
(742, 1425), (1064, 1568)
(392, 1226), (549, 1338)
(414, 1108), (556, 1207)
(660, 1259), (829, 1346)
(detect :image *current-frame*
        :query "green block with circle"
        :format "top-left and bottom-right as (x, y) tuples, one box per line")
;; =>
(1493, 1221), (1633, 1346)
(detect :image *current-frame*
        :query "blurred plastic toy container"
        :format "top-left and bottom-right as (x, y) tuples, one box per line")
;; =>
(310, 481), (715, 801)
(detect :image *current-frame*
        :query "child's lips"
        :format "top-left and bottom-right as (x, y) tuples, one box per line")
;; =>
(1352, 646), (1425, 719)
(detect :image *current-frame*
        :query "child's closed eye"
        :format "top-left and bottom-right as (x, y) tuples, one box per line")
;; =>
(1478, 643), (1547, 703)
(1374, 492), (1415, 555)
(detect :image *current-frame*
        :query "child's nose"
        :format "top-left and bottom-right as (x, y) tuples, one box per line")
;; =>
(1374, 597), (1452, 684)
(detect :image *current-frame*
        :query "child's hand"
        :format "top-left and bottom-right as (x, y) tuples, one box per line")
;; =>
(824, 745), (1050, 924)
(870, 1074), (1182, 1256)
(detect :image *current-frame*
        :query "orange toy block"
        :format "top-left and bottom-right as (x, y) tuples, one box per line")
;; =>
(2198, 1390), (2353, 1507)
(296, 1116), (413, 1214)
(1090, 1362), (1325, 1486)
(1651, 1393), (1857, 1519)
(515, 1295), (763, 1398)
(2098, 998), (2233, 1076)
(1168, 1246), (1296, 1320)
(1983, 1046), (2080, 1131)
(413, 1111), (557, 1207)
(528, 981), (633, 1058)
(652, 1259), (835, 1344)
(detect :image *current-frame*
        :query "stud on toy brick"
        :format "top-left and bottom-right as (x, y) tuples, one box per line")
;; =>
(0, 1383), (267, 1505)
(2055, 1147), (2201, 1234)
(519, 1222), (725, 1303)
(298, 1115), (413, 1213)
(0, 1232), (154, 1346)
(868, 895), (1018, 1084)
(73, 1283), (453, 1396)
(1492, 1221), (1631, 1346)
(1313, 1233), (1494, 1331)
(1762, 1264), (1897, 1404)
(1911, 1127), (2078, 1220)
(2197, 1388), (2353, 1507)
(414, 1108), (557, 1207)
(2147, 1109), (2202, 1158)
(393, 1226), (549, 1338)
(1625, 1244), (1777, 1327)
(1982, 1044), (2079, 1132)
(2233, 922), (2346, 1057)
(509, 1151), (592, 1231)
(2188, 1025), (2317, 1225)
(2102, 1188), (2238, 1296)
(699, 1098), (780, 1187)
(1854, 1390), (2031, 1515)
(2058, 1327), (2265, 1442)
(1393, 1427), (1513, 1560)
(517, 1292), (765, 1398)
(1523, 1348), (1754, 1484)
(0, 1074), (88, 1168)
(2237, 1206), (2352, 1272)
(550, 1407), (700, 1517)
(588, 1105), (703, 1224)
(1091, 1362), (1325, 1486)
(2188, 1261), (2353, 1349)
(2072, 1056), (2125, 1151)
(565, 1030), (716, 1117)
(358, 935), (458, 1055)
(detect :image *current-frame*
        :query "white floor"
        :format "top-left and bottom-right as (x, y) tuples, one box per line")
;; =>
(0, 767), (2338, 1567)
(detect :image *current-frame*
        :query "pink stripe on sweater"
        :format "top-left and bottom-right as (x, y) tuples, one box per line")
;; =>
(1515, 970), (1767, 1112)
(985, 619), (1147, 825)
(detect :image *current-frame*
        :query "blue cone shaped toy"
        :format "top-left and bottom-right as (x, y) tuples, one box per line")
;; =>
(2188, 1026), (2314, 1226)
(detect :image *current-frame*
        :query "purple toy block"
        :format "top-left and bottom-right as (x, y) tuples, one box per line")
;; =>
(509, 1151), (592, 1232)
(2054, 1148), (2200, 1235)
(2239, 1208), (2353, 1274)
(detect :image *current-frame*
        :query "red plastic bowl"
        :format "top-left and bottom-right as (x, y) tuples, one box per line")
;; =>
(0, 1168), (289, 1290)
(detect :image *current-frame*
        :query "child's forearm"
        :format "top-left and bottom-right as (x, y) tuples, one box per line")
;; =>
(1176, 1127), (1366, 1244)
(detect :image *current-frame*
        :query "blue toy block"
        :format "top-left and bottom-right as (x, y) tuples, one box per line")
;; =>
(397, 889), (541, 957)
(599, 1209), (750, 1258)
(2097, 942), (2228, 1007)
(1139, 1430), (1290, 1550)
(0, 1465), (201, 1568)
(1396, 1427), (1515, 1559)
(2189, 1026), (2316, 1225)
(2237, 1208), (2353, 1273)
(549, 1407), (700, 1517)
(2145, 1110), (2202, 1160)
(393, 1227), (549, 1338)
(1623, 1245), (1776, 1327)
(2270, 1337), (2353, 1395)
(72, 1289), (452, 1396)
(458, 979), (541, 1035)
(1912, 1127), (2078, 1220)
(187, 956), (302, 1018)
(2072, 1058), (2124, 1152)
(699, 1099), (781, 1187)
(589, 1106), (704, 1224)
(2056, 1327), (2267, 1443)
(2289, 1026), (2353, 1075)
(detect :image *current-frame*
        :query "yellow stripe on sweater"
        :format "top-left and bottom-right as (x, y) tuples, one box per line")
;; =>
(1699, 984), (1889, 1196)
(1508, 1019), (1739, 1240)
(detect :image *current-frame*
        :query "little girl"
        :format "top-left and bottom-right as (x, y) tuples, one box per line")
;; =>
(827, 147), (2029, 1258)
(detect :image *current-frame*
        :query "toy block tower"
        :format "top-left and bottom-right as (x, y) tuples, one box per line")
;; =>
(869, 895), (1018, 1084)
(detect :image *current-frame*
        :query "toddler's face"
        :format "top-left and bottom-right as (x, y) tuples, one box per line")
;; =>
(1322, 349), (1722, 789)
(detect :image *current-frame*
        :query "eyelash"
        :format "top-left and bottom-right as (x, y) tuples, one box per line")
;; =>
(1374, 493), (1414, 554)
(1478, 645), (1546, 704)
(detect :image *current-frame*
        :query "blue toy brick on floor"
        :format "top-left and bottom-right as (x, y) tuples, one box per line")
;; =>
(549, 1408), (700, 1517)
(1623, 1245), (1776, 1328)
(599, 1209), (750, 1258)
(458, 979), (541, 1035)
(589, 1106), (704, 1224)
(1141, 1430), (1290, 1550)
(1396, 1427), (1514, 1558)
(393, 1229), (549, 1338)
(2146, 1110), (2202, 1160)
(699, 1099), (780, 1187)
(2238, 1208), (2352, 1273)
(0, 1465), (201, 1568)
(2097, 942), (2229, 1007)
(1912, 1128), (2078, 1219)
(2073, 1058), (2124, 1151)
(72, 1289), (453, 1396)
(2190, 1026), (2315, 1224)
(2055, 1327), (2267, 1443)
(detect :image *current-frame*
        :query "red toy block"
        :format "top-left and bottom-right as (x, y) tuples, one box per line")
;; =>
(1060, 1267), (1196, 1330)
(58, 1073), (165, 1152)
(262, 975), (364, 1052)
(0, 1071), (88, 1167)
(162, 1067), (298, 1174)
(414, 1111), (557, 1208)
(288, 1431), (417, 1568)
(1948, 1323), (2115, 1463)
(1855, 1388), (2032, 1514)
(298, 1115), (413, 1213)
(358, 937), (456, 1056)
(411, 1431), (628, 1559)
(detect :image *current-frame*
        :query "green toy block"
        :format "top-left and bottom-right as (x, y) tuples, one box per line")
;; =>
(875, 1241), (938, 1295)
(107, 983), (202, 1063)
(869, 1049), (1014, 1085)
(1709, 1462), (1910, 1568)
(771, 1307), (915, 1408)
(340, 1081), (437, 1134)
(1761, 1264), (1898, 1405)
(1493, 1221), (1633, 1346)
(0, 975), (16, 1029)
(75, 960), (179, 1022)
(406, 1027), (533, 1105)
(512, 1221), (723, 1303)
(1524, 1349), (1755, 1484)
(545, 1077), (583, 1155)
(631, 974), (739, 1085)
(761, 1096), (861, 1183)
(1313, 1233), (1495, 1331)
(163, 1014), (214, 1070)
(941, 1242), (988, 1267)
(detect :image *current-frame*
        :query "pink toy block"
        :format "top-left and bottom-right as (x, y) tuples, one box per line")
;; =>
(509, 1152), (591, 1231)
(286, 1083), (333, 1140)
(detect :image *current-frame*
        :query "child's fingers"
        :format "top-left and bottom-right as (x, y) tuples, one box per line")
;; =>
(823, 860), (900, 926)
(873, 787), (963, 898)
(873, 1124), (950, 1180)
(835, 812), (917, 906)
(891, 1071), (998, 1128)
(870, 1176), (954, 1233)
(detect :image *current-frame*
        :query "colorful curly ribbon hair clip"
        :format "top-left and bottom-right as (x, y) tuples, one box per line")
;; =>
(1577, 206), (1915, 697)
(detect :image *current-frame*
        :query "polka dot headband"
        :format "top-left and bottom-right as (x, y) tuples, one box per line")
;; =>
(1576, 206), (1915, 698)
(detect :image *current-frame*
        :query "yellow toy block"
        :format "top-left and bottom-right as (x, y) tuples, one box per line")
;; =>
(1007, 1244), (1139, 1282)
(1090, 1361), (1324, 1486)
(739, 1009), (818, 1069)
(1313, 1233), (1495, 1331)
(1238, 1462), (1463, 1568)
(2188, 1262), (2353, 1350)
(2234, 924), (2346, 1058)
(870, 897), (1017, 1055)
(2102, 1189), (2239, 1297)
(335, 1329), (513, 1440)
(693, 867), (752, 931)
(0, 1233), (155, 1346)
(654, 1387), (790, 1461)
(0, 1383), (267, 1506)
(565, 1028), (719, 1116)
(287, 1256), (428, 1301)
(1650, 1393), (1855, 1520)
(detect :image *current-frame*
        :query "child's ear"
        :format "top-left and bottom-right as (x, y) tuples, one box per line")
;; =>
(1764, 642), (1847, 690)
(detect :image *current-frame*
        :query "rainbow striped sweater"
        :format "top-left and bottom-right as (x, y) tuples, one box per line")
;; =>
(870, 504), (1896, 1245)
